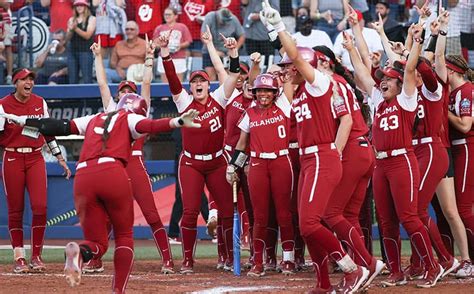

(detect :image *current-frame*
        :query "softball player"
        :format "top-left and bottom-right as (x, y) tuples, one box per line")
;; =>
(228, 73), (296, 277)
(2, 93), (199, 293)
(0, 68), (70, 273)
(346, 22), (445, 287)
(157, 31), (240, 273)
(446, 54), (474, 275)
(261, 3), (370, 292)
(90, 38), (175, 274)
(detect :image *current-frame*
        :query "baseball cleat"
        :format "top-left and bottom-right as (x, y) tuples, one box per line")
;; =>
(13, 258), (29, 274)
(82, 258), (104, 273)
(440, 257), (460, 278)
(338, 265), (369, 294)
(279, 261), (296, 276)
(403, 264), (425, 280)
(417, 264), (444, 288)
(29, 255), (46, 272)
(64, 242), (82, 287)
(180, 259), (194, 274)
(223, 260), (234, 272)
(161, 260), (175, 274)
(455, 259), (472, 278)
(264, 256), (277, 272)
(362, 259), (385, 289)
(206, 209), (218, 238)
(380, 271), (407, 287)
(247, 264), (265, 277)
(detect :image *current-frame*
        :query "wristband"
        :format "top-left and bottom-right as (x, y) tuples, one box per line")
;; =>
(170, 117), (184, 128)
(229, 56), (240, 74)
(47, 139), (62, 156)
(425, 35), (438, 53)
(230, 149), (248, 168)
(439, 30), (447, 36)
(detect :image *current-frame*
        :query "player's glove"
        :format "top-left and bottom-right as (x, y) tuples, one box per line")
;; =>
(171, 109), (201, 128)
(261, 0), (285, 32)
(226, 164), (239, 184)
(0, 112), (27, 126)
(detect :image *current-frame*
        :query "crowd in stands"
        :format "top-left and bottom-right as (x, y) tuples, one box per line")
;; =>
(0, 0), (472, 85)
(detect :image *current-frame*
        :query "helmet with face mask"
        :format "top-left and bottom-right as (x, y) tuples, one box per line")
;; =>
(278, 46), (318, 68)
(252, 73), (279, 100)
(116, 93), (149, 116)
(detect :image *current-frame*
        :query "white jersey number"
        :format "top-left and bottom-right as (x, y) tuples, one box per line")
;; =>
(379, 115), (399, 131)
(294, 103), (312, 122)
(417, 104), (425, 119)
(209, 116), (222, 133)
(277, 125), (286, 139)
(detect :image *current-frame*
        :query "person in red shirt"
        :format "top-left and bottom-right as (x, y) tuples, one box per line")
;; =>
(0, 68), (70, 273)
(41, 0), (74, 33)
(261, 3), (369, 292)
(129, 0), (168, 39)
(227, 73), (296, 276)
(1, 94), (200, 293)
(157, 31), (240, 273)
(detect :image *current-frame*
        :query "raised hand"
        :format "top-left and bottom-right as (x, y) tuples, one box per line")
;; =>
(220, 33), (237, 50)
(412, 23), (424, 41)
(414, 0), (431, 24)
(145, 34), (156, 56)
(261, 0), (282, 26)
(430, 20), (440, 36)
(250, 52), (262, 65)
(90, 36), (102, 56)
(180, 109), (201, 128)
(389, 41), (406, 55)
(156, 30), (171, 48)
(370, 51), (382, 68)
(346, 5), (359, 27)
(438, 7), (450, 26)
(370, 13), (384, 35)
(342, 31), (355, 51)
(201, 25), (213, 45)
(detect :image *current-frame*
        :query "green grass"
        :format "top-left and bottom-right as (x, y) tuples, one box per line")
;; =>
(0, 240), (419, 264)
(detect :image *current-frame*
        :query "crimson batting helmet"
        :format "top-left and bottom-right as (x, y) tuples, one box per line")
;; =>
(117, 93), (148, 116)
(252, 73), (279, 94)
(278, 46), (317, 67)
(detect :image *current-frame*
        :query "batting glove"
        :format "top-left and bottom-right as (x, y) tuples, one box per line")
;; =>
(226, 164), (239, 184)
(261, 0), (285, 32)
(171, 109), (201, 128)
(0, 112), (27, 126)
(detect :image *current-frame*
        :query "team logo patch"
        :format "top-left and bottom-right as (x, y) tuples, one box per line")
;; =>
(184, 2), (205, 21)
(459, 98), (471, 116)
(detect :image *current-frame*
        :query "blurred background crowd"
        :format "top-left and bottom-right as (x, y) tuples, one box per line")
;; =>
(0, 0), (472, 85)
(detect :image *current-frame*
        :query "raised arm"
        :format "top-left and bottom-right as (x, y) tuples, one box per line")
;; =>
(90, 38), (113, 110)
(248, 52), (262, 85)
(434, 8), (449, 83)
(347, 6), (371, 70)
(403, 23), (423, 97)
(371, 13), (401, 62)
(141, 34), (155, 108)
(158, 32), (184, 101)
(201, 25), (228, 85)
(342, 31), (375, 94)
(221, 34), (240, 99)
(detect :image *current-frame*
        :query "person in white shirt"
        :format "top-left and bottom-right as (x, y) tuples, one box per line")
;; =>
(333, 9), (383, 72)
(292, 14), (333, 50)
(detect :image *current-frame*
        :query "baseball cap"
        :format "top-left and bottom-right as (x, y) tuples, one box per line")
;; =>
(354, 9), (363, 22)
(73, 0), (90, 7)
(12, 68), (36, 84)
(218, 8), (233, 22)
(375, 1), (390, 8)
(189, 70), (210, 82)
(375, 66), (404, 82)
(240, 62), (250, 74)
(118, 80), (138, 93)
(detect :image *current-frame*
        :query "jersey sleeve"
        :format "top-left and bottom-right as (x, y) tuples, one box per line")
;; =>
(210, 83), (232, 108)
(275, 92), (292, 118)
(370, 86), (384, 110)
(305, 69), (331, 97)
(421, 82), (442, 102)
(0, 104), (5, 131)
(458, 86), (473, 117)
(105, 98), (117, 113)
(225, 89), (242, 107)
(238, 112), (250, 133)
(174, 89), (193, 113)
(71, 115), (95, 135)
(331, 90), (350, 118)
(43, 100), (50, 118)
(397, 87), (418, 112)
(127, 113), (148, 139)
(339, 82), (353, 114)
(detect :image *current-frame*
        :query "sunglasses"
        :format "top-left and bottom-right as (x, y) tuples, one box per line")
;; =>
(125, 28), (136, 31)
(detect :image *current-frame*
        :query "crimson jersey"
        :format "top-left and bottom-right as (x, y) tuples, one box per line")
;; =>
(174, 85), (229, 154)
(238, 94), (291, 153)
(0, 93), (50, 148)
(448, 82), (473, 140)
(333, 74), (369, 140)
(289, 113), (297, 143)
(371, 87), (418, 151)
(71, 110), (146, 163)
(292, 69), (349, 148)
(224, 91), (253, 148)
(414, 82), (444, 139)
(130, 0), (165, 37)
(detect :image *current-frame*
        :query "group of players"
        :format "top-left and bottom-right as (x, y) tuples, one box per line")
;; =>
(0, 1), (472, 294)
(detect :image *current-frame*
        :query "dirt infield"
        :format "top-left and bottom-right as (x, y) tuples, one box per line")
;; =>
(0, 258), (472, 293)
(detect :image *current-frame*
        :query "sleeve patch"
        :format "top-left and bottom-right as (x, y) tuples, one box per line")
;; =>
(460, 98), (472, 116)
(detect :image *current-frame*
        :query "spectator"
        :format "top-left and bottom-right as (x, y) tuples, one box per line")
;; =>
(40, 0), (74, 34)
(242, 0), (279, 57)
(374, 0), (404, 42)
(180, 0), (217, 56)
(128, 0), (166, 40)
(66, 0), (96, 84)
(292, 10), (333, 50)
(333, 9), (382, 71)
(445, 0), (462, 56)
(92, 0), (127, 59)
(292, 0), (310, 15)
(280, 0), (296, 33)
(34, 29), (69, 85)
(106, 20), (146, 83)
(153, 6), (192, 82)
(221, 0), (242, 23)
(201, 7), (244, 81)
(0, 1), (13, 84)
(310, 0), (350, 42)
(350, 0), (371, 23)
(0, 14), (6, 84)
(459, 0), (474, 68)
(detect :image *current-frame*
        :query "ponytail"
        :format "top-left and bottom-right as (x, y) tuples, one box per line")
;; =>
(467, 68), (474, 83)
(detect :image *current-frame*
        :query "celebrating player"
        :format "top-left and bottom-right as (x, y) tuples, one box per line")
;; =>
(227, 73), (296, 277)
(90, 36), (175, 274)
(260, 2), (369, 292)
(1, 94), (200, 293)
(0, 68), (70, 273)
(157, 29), (240, 273)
